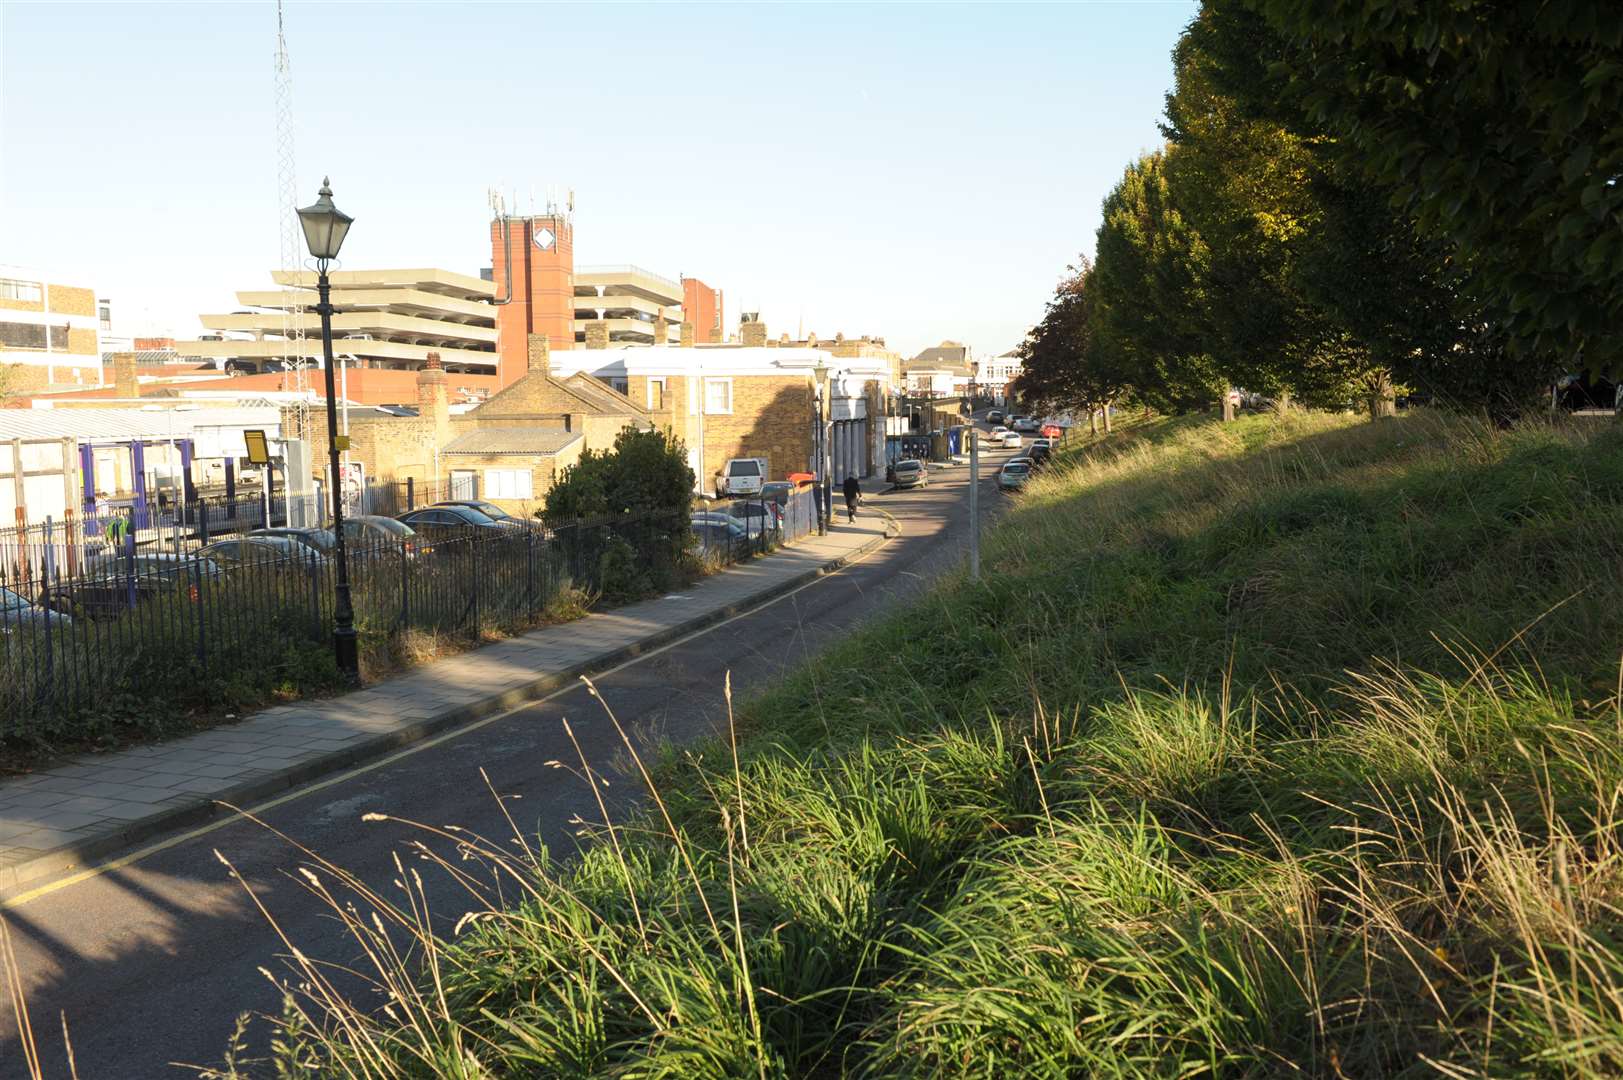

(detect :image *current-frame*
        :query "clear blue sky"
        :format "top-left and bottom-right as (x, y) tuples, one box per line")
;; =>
(1, 1), (1194, 358)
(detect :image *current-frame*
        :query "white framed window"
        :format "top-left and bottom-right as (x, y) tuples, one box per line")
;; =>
(647, 377), (667, 410)
(704, 377), (733, 415)
(0, 278), (42, 303)
(483, 468), (533, 500)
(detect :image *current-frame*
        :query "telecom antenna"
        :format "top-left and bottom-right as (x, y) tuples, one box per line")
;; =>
(275, 0), (311, 441)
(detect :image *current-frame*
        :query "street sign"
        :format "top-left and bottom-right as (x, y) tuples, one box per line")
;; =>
(243, 429), (271, 465)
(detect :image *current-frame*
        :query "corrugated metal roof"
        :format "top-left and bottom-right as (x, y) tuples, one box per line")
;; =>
(0, 407), (284, 442)
(440, 428), (580, 456)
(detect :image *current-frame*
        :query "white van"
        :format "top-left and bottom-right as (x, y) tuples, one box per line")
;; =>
(718, 457), (768, 496)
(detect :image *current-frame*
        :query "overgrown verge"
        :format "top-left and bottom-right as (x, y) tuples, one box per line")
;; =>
(216, 411), (1623, 1078)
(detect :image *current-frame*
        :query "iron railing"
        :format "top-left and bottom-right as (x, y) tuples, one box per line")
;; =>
(0, 490), (820, 736)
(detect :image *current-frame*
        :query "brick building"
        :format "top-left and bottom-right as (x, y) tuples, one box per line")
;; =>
(549, 316), (892, 497)
(681, 277), (723, 344)
(0, 265), (105, 394)
(296, 339), (649, 517)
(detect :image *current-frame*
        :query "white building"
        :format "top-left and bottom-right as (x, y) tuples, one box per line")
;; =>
(977, 349), (1024, 405)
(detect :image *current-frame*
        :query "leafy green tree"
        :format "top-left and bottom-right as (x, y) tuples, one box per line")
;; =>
(541, 426), (693, 525)
(1196, 0), (1559, 415)
(1163, 21), (1382, 411)
(1242, 0), (1623, 366)
(1090, 151), (1226, 413)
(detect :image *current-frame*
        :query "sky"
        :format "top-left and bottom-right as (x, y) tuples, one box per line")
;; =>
(1, 1), (1194, 360)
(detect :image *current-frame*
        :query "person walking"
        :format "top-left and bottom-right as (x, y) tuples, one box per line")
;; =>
(842, 473), (861, 523)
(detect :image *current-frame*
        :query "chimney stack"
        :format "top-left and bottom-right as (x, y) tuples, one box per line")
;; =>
(526, 333), (550, 374)
(113, 352), (139, 398)
(740, 315), (767, 348)
(653, 316), (668, 345)
(679, 320), (695, 348)
(585, 320), (610, 350)
(417, 351), (450, 436)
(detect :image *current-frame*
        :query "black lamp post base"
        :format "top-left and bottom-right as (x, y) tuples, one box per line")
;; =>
(333, 626), (359, 683)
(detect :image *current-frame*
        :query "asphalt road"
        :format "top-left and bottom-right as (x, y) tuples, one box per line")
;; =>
(0, 441), (1020, 1078)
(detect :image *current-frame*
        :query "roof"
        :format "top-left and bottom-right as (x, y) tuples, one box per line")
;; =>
(0, 406), (284, 442)
(439, 428), (581, 456)
(908, 344), (972, 372)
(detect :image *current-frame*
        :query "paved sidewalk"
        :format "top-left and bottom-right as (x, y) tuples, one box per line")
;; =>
(0, 517), (893, 894)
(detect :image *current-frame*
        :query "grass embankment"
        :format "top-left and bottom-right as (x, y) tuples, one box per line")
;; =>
(234, 411), (1623, 1078)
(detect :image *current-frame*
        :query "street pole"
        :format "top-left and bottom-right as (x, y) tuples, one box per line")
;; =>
(822, 381), (834, 531)
(316, 271), (359, 681)
(968, 426), (980, 581)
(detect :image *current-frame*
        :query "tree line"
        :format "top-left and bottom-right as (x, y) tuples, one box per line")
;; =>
(1013, 0), (1623, 424)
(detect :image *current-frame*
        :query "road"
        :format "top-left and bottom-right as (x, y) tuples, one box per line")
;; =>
(0, 440), (1018, 1078)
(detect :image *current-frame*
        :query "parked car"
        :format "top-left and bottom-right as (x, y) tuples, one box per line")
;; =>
(1039, 423), (1064, 439)
(730, 503), (781, 537)
(690, 515), (747, 556)
(1, 586), (70, 631)
(1026, 444), (1051, 467)
(428, 501), (530, 531)
(891, 459), (929, 489)
(988, 425), (1010, 437)
(42, 552), (222, 620)
(248, 526), (337, 556)
(397, 505), (514, 544)
(341, 515), (424, 556)
(760, 481), (795, 507)
(198, 534), (319, 568)
(718, 457), (769, 496)
(1012, 416), (1041, 433)
(997, 461), (1032, 492)
(998, 430), (1023, 448)
(987, 409), (1005, 425)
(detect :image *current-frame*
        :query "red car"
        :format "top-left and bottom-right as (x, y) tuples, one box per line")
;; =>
(1040, 423), (1064, 439)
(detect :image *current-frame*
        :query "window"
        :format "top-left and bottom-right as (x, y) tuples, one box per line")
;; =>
(483, 468), (533, 500)
(98, 304), (112, 331)
(704, 377), (732, 415)
(0, 278), (41, 303)
(0, 321), (48, 349)
(647, 377), (666, 410)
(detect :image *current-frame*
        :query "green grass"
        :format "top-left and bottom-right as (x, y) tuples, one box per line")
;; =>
(206, 410), (1623, 1078)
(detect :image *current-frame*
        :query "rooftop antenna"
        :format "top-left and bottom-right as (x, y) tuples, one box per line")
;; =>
(274, 0), (311, 439)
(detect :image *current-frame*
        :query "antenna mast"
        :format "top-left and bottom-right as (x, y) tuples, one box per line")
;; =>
(275, 0), (311, 441)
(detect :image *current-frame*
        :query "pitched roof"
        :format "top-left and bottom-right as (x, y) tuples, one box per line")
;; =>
(473, 369), (650, 419)
(439, 428), (581, 456)
(906, 344), (972, 373)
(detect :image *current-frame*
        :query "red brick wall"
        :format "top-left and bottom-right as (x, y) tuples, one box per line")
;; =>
(682, 278), (723, 344)
(493, 214), (574, 388)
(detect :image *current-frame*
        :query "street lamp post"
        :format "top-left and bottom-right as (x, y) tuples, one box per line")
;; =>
(814, 361), (832, 535)
(296, 177), (359, 682)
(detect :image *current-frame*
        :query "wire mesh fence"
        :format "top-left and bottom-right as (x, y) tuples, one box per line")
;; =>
(0, 487), (822, 738)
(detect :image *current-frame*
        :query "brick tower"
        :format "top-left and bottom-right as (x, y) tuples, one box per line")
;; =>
(491, 210), (574, 387)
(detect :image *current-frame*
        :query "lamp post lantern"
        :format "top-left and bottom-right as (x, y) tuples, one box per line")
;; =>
(296, 177), (359, 682)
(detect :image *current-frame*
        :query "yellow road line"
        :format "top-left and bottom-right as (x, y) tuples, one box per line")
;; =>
(3, 513), (901, 910)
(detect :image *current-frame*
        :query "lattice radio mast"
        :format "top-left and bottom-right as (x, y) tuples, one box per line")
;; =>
(275, 0), (311, 441)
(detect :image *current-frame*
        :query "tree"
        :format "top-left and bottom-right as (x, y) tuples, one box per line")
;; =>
(1090, 151), (1227, 413)
(1014, 261), (1131, 434)
(1242, 0), (1623, 366)
(541, 426), (693, 525)
(1195, 0), (1561, 415)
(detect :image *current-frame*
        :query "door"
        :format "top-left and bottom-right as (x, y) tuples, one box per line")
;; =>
(449, 470), (476, 500)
